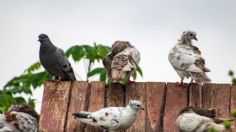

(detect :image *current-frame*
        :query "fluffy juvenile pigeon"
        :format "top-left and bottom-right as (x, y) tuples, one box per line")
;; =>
(103, 41), (140, 83)
(73, 100), (144, 132)
(38, 34), (76, 81)
(176, 106), (235, 132)
(0, 105), (39, 132)
(168, 31), (211, 85)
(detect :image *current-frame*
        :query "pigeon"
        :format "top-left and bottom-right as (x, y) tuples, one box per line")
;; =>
(103, 41), (140, 83)
(168, 31), (211, 85)
(72, 100), (144, 132)
(176, 106), (235, 132)
(38, 34), (76, 81)
(0, 105), (39, 132)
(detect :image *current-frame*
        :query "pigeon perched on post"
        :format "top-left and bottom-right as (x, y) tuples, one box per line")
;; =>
(176, 106), (235, 132)
(72, 100), (144, 132)
(103, 41), (140, 83)
(38, 34), (76, 81)
(168, 31), (211, 85)
(0, 105), (39, 132)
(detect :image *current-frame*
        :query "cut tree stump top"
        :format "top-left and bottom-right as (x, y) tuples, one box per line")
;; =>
(39, 81), (236, 132)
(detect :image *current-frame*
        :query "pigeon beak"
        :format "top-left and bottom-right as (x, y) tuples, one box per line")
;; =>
(38, 38), (42, 42)
(193, 36), (198, 41)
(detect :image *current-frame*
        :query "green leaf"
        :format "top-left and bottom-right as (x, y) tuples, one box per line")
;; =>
(231, 109), (236, 117)
(132, 70), (137, 80)
(88, 68), (106, 77)
(229, 70), (234, 76)
(136, 66), (143, 77)
(66, 45), (85, 62)
(223, 120), (231, 129)
(95, 44), (111, 59)
(83, 45), (97, 63)
(99, 70), (107, 81)
(24, 61), (42, 73)
(13, 97), (27, 104)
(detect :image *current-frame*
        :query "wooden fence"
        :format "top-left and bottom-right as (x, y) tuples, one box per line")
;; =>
(39, 81), (236, 132)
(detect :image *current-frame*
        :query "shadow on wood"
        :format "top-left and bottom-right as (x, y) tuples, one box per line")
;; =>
(39, 81), (236, 132)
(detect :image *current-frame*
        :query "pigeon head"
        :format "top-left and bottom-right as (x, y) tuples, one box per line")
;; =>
(8, 105), (39, 121)
(129, 100), (144, 111)
(181, 31), (198, 41)
(38, 34), (49, 42)
(111, 41), (132, 55)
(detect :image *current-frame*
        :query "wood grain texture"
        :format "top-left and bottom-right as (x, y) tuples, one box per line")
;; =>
(230, 85), (236, 128)
(107, 83), (124, 107)
(163, 83), (188, 132)
(202, 83), (231, 117)
(65, 81), (89, 132)
(125, 82), (146, 132)
(85, 81), (105, 132)
(145, 82), (166, 132)
(39, 81), (71, 132)
(189, 83), (202, 107)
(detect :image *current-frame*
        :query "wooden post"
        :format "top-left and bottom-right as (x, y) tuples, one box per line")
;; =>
(39, 81), (71, 132)
(189, 83), (202, 107)
(65, 81), (90, 131)
(145, 82), (166, 132)
(125, 82), (146, 132)
(85, 81), (105, 132)
(163, 83), (188, 132)
(202, 83), (231, 117)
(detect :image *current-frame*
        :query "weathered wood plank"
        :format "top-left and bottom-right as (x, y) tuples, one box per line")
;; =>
(230, 85), (236, 128)
(39, 81), (71, 132)
(163, 83), (188, 132)
(125, 82), (146, 132)
(145, 82), (166, 132)
(189, 83), (202, 107)
(85, 81), (105, 132)
(202, 83), (231, 117)
(107, 83), (124, 107)
(66, 81), (89, 132)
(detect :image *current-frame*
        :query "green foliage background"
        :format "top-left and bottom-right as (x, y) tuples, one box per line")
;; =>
(0, 44), (142, 113)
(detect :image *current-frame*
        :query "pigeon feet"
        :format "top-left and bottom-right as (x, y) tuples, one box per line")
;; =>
(175, 81), (184, 87)
(50, 80), (62, 85)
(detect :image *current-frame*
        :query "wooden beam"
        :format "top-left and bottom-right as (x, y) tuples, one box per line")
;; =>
(85, 81), (105, 132)
(107, 83), (124, 107)
(65, 81), (89, 131)
(39, 81), (71, 132)
(202, 83), (231, 117)
(145, 82), (166, 132)
(189, 83), (202, 107)
(125, 82), (146, 132)
(163, 83), (188, 132)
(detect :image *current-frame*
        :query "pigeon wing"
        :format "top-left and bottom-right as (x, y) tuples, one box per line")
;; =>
(76, 107), (123, 130)
(54, 48), (76, 81)
(111, 47), (140, 82)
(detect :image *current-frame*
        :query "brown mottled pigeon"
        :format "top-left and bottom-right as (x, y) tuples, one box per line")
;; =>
(0, 105), (39, 132)
(103, 41), (140, 83)
(169, 31), (211, 85)
(38, 34), (76, 81)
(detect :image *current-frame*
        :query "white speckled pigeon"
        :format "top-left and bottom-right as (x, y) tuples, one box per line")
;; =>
(103, 41), (140, 83)
(176, 106), (235, 132)
(0, 105), (39, 132)
(73, 100), (144, 132)
(168, 31), (211, 85)
(38, 34), (76, 81)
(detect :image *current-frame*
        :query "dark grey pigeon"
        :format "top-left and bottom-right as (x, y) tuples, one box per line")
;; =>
(38, 34), (76, 81)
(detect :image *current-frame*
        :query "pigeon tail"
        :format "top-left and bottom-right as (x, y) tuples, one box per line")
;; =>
(190, 72), (211, 83)
(72, 112), (100, 127)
